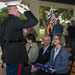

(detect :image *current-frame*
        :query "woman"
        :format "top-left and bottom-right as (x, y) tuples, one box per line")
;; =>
(26, 33), (39, 64)
(45, 34), (69, 75)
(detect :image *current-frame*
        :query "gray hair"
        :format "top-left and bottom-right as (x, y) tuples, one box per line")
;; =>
(42, 35), (51, 42)
(53, 34), (65, 46)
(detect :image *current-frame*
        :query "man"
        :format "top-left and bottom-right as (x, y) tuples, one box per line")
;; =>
(67, 20), (75, 48)
(51, 19), (63, 36)
(0, 1), (38, 75)
(34, 36), (53, 64)
(24, 36), (53, 75)
(63, 22), (70, 47)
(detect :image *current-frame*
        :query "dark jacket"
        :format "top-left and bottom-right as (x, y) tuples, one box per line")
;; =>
(69, 45), (75, 60)
(35, 45), (53, 64)
(1, 11), (38, 64)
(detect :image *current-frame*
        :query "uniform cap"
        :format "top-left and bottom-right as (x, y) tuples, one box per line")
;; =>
(6, 1), (21, 6)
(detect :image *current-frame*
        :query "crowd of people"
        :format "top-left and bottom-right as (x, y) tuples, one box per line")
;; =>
(47, 19), (75, 49)
(0, 1), (75, 75)
(47, 19), (75, 61)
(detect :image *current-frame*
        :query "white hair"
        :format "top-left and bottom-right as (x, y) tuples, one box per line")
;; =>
(42, 35), (51, 42)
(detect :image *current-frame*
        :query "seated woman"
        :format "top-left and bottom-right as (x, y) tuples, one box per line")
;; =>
(31, 34), (69, 75)
(26, 33), (39, 65)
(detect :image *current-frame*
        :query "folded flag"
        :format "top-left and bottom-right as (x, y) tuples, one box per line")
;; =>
(33, 63), (52, 74)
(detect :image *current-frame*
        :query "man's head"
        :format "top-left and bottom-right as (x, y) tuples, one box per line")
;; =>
(50, 21), (53, 26)
(42, 36), (51, 47)
(71, 20), (75, 26)
(6, 1), (21, 17)
(56, 19), (60, 24)
(67, 22), (70, 27)
(7, 5), (20, 17)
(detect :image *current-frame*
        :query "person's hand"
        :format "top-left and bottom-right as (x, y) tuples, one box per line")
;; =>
(21, 4), (30, 11)
(50, 68), (56, 73)
(31, 65), (38, 73)
(16, 5), (26, 14)
(69, 53), (72, 56)
(16, 4), (30, 14)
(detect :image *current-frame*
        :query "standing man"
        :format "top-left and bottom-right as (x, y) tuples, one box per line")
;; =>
(51, 19), (63, 36)
(67, 20), (75, 48)
(0, 1), (38, 75)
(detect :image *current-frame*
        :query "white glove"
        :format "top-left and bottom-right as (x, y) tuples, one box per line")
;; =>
(16, 5), (26, 14)
(21, 4), (30, 11)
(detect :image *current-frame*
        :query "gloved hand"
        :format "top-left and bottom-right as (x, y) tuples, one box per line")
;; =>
(16, 5), (26, 14)
(16, 4), (30, 14)
(21, 4), (30, 11)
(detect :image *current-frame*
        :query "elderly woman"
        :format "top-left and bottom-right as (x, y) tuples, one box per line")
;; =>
(45, 34), (69, 75)
(26, 33), (39, 64)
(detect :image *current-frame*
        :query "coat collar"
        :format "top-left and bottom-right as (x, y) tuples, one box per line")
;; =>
(52, 47), (63, 62)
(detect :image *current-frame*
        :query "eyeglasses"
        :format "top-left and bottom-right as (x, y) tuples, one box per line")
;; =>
(53, 38), (59, 40)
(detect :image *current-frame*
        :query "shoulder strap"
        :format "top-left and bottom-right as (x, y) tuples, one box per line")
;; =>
(28, 46), (32, 54)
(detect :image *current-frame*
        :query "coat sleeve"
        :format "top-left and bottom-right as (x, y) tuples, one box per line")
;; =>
(16, 11), (38, 29)
(0, 25), (6, 51)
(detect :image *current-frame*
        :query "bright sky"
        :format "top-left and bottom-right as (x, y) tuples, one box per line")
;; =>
(0, 2), (7, 9)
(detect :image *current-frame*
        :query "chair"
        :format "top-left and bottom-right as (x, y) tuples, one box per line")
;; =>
(65, 47), (71, 52)
(68, 57), (75, 75)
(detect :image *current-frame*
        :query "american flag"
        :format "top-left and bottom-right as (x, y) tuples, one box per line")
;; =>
(50, 7), (56, 26)
(33, 63), (52, 74)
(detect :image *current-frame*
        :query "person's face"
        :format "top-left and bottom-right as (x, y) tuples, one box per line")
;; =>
(67, 23), (70, 27)
(56, 20), (60, 24)
(12, 7), (20, 17)
(26, 39), (32, 45)
(15, 8), (21, 17)
(53, 36), (60, 46)
(17, 11), (20, 17)
(71, 21), (74, 25)
(43, 37), (50, 47)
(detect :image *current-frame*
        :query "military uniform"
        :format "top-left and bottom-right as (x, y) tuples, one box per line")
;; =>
(1, 11), (38, 64)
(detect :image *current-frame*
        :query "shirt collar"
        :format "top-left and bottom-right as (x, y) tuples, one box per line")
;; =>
(43, 44), (50, 50)
(54, 47), (61, 53)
